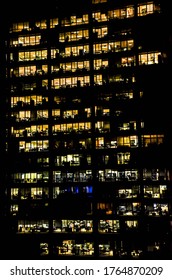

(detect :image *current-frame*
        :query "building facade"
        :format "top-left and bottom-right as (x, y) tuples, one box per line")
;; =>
(3, 0), (172, 259)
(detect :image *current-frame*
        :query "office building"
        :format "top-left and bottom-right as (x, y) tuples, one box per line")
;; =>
(2, 0), (172, 259)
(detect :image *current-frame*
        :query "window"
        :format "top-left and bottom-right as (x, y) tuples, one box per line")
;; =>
(139, 52), (161, 65)
(116, 91), (133, 99)
(35, 20), (47, 29)
(52, 76), (90, 89)
(138, 2), (154, 16)
(40, 243), (49, 256)
(19, 50), (47, 61)
(12, 172), (49, 183)
(94, 59), (108, 70)
(99, 220), (120, 233)
(125, 220), (138, 229)
(61, 14), (88, 26)
(53, 220), (93, 232)
(144, 203), (169, 216)
(92, 12), (108, 22)
(18, 220), (49, 233)
(117, 153), (130, 165)
(142, 135), (164, 147)
(143, 168), (168, 181)
(108, 6), (134, 20)
(120, 56), (136, 67)
(59, 29), (89, 42)
(117, 202), (141, 215)
(93, 43), (108, 54)
(94, 74), (103, 86)
(11, 188), (19, 200)
(99, 243), (113, 256)
(10, 35), (41, 47)
(97, 202), (113, 214)
(10, 22), (30, 33)
(118, 186), (140, 198)
(95, 121), (110, 132)
(10, 204), (18, 215)
(144, 185), (167, 198)
(55, 61), (90, 73)
(55, 240), (94, 256)
(50, 18), (59, 28)
(117, 136), (138, 147)
(53, 170), (92, 183)
(109, 40), (134, 52)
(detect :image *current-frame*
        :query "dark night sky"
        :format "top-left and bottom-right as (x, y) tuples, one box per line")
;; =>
(3, 0), (88, 21)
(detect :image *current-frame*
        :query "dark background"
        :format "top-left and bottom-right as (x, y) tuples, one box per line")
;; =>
(3, 0), (89, 20)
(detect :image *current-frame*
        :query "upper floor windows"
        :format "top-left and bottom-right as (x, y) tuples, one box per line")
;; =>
(10, 22), (30, 33)
(9, 3), (161, 34)
(61, 14), (89, 27)
(92, 6), (134, 22)
(10, 20), (47, 33)
(138, 2), (160, 17)
(50, 18), (59, 28)
(34, 20), (47, 30)
(108, 6), (134, 20)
